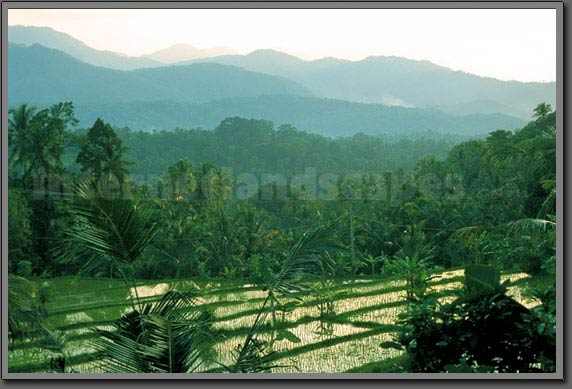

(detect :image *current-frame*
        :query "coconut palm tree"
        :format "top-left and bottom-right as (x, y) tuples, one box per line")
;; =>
(55, 179), (158, 311)
(165, 158), (196, 200)
(533, 102), (553, 121)
(9, 102), (77, 193)
(57, 179), (218, 373)
(8, 104), (37, 184)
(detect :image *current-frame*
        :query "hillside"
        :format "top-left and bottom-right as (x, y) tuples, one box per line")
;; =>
(65, 117), (463, 178)
(189, 50), (556, 119)
(7, 43), (310, 105)
(71, 95), (526, 136)
(8, 25), (162, 70)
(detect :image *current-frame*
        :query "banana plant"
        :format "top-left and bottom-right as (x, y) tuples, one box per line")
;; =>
(463, 264), (510, 296)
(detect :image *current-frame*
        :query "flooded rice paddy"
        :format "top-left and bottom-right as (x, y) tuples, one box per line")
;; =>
(8, 270), (537, 374)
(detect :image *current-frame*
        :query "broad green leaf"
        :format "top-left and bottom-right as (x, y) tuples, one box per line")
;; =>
(464, 265), (501, 294)
(282, 330), (301, 344)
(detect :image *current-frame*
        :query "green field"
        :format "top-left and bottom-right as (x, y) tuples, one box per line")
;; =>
(8, 270), (537, 374)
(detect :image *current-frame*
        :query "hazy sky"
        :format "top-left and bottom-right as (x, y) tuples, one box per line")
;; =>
(8, 8), (556, 82)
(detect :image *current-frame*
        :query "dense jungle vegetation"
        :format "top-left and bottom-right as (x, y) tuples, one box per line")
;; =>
(8, 102), (557, 374)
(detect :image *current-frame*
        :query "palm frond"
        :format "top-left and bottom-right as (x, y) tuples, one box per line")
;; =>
(507, 218), (555, 234)
(8, 275), (45, 340)
(537, 188), (556, 219)
(92, 291), (214, 373)
(230, 224), (341, 373)
(273, 223), (343, 299)
(449, 226), (487, 247)
(57, 179), (158, 276)
(230, 336), (284, 373)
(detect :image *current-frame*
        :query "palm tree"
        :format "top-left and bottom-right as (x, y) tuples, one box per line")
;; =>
(533, 102), (553, 121)
(8, 104), (37, 183)
(55, 179), (158, 311)
(92, 291), (215, 373)
(100, 134), (132, 189)
(165, 158), (196, 200)
(57, 179), (219, 373)
(524, 125), (556, 180)
(195, 163), (232, 206)
(9, 102), (77, 193)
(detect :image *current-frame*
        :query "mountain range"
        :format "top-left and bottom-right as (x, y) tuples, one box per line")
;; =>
(186, 50), (555, 118)
(8, 25), (162, 70)
(8, 25), (555, 136)
(142, 43), (238, 63)
(8, 43), (309, 105)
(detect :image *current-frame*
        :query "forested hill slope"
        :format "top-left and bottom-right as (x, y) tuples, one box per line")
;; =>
(66, 117), (472, 178)
(71, 96), (526, 137)
(7, 43), (311, 105)
(8, 42), (527, 137)
(189, 50), (555, 119)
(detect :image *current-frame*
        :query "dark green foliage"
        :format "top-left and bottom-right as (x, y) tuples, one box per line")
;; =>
(392, 266), (555, 373)
(92, 291), (215, 373)
(464, 264), (508, 295)
(106, 120), (460, 178)
(9, 103), (556, 280)
(7, 100), (556, 373)
(8, 101), (77, 189)
(8, 189), (33, 272)
(54, 179), (158, 293)
(76, 118), (132, 187)
(8, 275), (47, 342)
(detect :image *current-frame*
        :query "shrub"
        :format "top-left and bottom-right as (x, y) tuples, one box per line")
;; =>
(16, 260), (33, 278)
(390, 265), (556, 372)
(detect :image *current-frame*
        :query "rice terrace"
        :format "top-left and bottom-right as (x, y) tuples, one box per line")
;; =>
(5, 7), (558, 376)
(9, 270), (540, 373)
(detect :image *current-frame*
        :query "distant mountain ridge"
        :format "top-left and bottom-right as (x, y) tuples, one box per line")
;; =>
(187, 49), (556, 119)
(8, 25), (163, 70)
(142, 43), (238, 63)
(8, 25), (556, 120)
(8, 43), (310, 105)
(9, 42), (527, 136)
